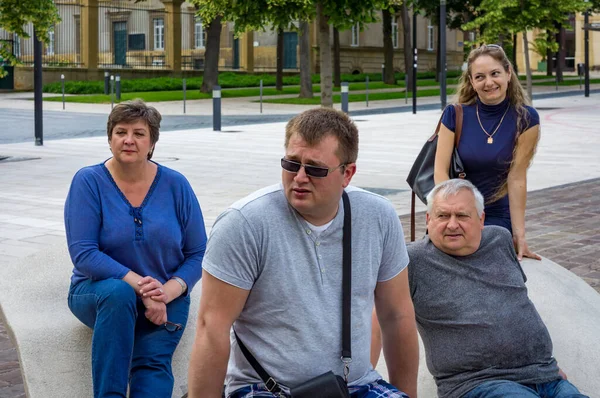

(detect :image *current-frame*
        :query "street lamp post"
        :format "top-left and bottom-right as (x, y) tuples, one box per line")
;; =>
(412, 6), (417, 114)
(440, 0), (447, 109)
(584, 4), (590, 97)
(33, 29), (43, 146)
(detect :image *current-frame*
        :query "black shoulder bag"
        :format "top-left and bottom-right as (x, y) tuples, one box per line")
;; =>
(233, 191), (353, 398)
(406, 104), (465, 241)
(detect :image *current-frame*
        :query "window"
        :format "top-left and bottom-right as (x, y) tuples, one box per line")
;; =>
(47, 27), (55, 55)
(469, 32), (475, 42)
(392, 20), (398, 49)
(154, 18), (164, 50)
(427, 20), (434, 51)
(13, 34), (20, 57)
(351, 23), (359, 47)
(194, 19), (206, 48)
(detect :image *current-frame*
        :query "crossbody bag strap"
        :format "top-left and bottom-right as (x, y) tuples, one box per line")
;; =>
(233, 329), (283, 394)
(234, 191), (353, 391)
(453, 104), (464, 148)
(341, 191), (352, 381)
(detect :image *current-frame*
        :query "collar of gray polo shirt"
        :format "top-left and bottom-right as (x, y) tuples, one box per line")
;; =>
(233, 191), (353, 393)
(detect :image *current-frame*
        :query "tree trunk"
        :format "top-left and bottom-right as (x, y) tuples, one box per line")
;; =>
(333, 27), (341, 87)
(299, 21), (313, 98)
(401, 3), (412, 89)
(523, 32), (533, 101)
(435, 13), (440, 82)
(276, 28), (284, 90)
(546, 30), (553, 77)
(200, 15), (222, 93)
(382, 8), (395, 85)
(513, 33), (518, 75)
(317, 2), (333, 107)
(557, 25), (566, 83)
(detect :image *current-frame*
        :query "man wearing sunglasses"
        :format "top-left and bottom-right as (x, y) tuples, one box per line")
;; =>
(189, 108), (419, 398)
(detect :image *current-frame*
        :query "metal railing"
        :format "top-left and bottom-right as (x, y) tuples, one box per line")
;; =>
(0, 1), (83, 67)
(98, 1), (168, 69)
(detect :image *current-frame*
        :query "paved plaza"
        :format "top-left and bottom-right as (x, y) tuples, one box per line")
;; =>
(1, 92), (599, 397)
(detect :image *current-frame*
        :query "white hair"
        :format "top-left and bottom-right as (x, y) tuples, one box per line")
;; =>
(426, 179), (485, 217)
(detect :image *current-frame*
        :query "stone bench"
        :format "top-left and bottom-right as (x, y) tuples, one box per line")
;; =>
(1, 244), (599, 397)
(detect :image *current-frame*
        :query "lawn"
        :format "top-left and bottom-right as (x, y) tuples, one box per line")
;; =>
(532, 78), (600, 86)
(44, 81), (401, 104)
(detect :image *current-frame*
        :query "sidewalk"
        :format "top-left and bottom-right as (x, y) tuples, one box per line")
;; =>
(1, 94), (599, 397)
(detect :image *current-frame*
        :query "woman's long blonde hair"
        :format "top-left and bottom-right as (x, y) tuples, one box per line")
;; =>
(454, 44), (539, 202)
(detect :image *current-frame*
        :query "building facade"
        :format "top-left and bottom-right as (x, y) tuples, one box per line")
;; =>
(0, 0), (467, 90)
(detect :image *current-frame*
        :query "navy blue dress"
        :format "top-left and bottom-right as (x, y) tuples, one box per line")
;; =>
(441, 97), (539, 233)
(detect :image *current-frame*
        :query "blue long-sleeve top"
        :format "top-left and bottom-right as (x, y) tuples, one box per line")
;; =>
(65, 162), (207, 293)
(441, 98), (539, 231)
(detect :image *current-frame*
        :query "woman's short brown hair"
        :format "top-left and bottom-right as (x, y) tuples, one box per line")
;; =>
(284, 108), (359, 164)
(107, 99), (161, 160)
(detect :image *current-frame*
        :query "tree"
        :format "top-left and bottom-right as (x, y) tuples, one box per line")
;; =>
(382, 8), (396, 84)
(0, 0), (60, 77)
(464, 0), (587, 101)
(317, 0), (384, 106)
(192, 0), (314, 94)
(276, 28), (284, 90)
(298, 21), (313, 98)
(400, 1), (413, 89)
(333, 27), (341, 88)
(416, 0), (482, 82)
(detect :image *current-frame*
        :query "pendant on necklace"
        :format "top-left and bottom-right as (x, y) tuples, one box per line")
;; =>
(487, 137), (494, 144)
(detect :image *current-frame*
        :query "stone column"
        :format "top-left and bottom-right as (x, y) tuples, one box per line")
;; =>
(81, 0), (99, 69)
(241, 31), (254, 73)
(161, 0), (184, 71)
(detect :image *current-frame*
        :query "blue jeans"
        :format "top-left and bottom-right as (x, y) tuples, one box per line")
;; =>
(68, 278), (190, 398)
(463, 379), (588, 398)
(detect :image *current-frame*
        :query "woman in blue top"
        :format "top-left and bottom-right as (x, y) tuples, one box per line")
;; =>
(65, 100), (207, 397)
(434, 44), (541, 261)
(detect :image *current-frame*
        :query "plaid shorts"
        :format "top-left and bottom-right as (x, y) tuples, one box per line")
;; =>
(228, 379), (410, 398)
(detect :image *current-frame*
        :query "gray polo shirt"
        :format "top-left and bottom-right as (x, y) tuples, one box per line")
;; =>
(202, 184), (409, 395)
(408, 226), (560, 398)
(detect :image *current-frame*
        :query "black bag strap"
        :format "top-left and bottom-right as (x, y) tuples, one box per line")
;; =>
(234, 191), (353, 393)
(341, 190), (352, 369)
(410, 104), (463, 243)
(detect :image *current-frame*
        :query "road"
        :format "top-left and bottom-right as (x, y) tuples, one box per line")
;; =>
(0, 89), (598, 144)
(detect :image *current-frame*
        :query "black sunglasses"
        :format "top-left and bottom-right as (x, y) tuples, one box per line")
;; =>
(164, 321), (183, 332)
(281, 158), (346, 178)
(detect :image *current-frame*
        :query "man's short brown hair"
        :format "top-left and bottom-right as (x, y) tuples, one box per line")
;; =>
(284, 108), (359, 164)
(107, 99), (161, 159)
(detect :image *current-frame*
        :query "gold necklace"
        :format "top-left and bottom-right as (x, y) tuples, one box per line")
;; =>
(476, 103), (510, 144)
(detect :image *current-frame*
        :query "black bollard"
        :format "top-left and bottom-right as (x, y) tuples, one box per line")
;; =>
(110, 75), (114, 109)
(104, 71), (110, 95)
(365, 76), (369, 108)
(61, 74), (65, 110)
(341, 82), (349, 114)
(260, 79), (263, 114)
(183, 78), (187, 114)
(213, 85), (221, 131)
(116, 74), (121, 101)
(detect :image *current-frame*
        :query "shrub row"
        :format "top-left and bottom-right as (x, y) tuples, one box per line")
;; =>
(43, 70), (462, 95)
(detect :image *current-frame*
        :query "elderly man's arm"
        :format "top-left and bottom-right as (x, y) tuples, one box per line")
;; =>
(375, 268), (419, 398)
(188, 272), (250, 398)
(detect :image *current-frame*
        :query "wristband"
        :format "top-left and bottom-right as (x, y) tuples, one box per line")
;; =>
(171, 276), (187, 294)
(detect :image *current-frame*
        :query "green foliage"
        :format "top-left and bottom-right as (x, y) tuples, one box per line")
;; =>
(0, 0), (60, 76)
(531, 35), (559, 61)
(463, 0), (587, 42)
(43, 71), (462, 95)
